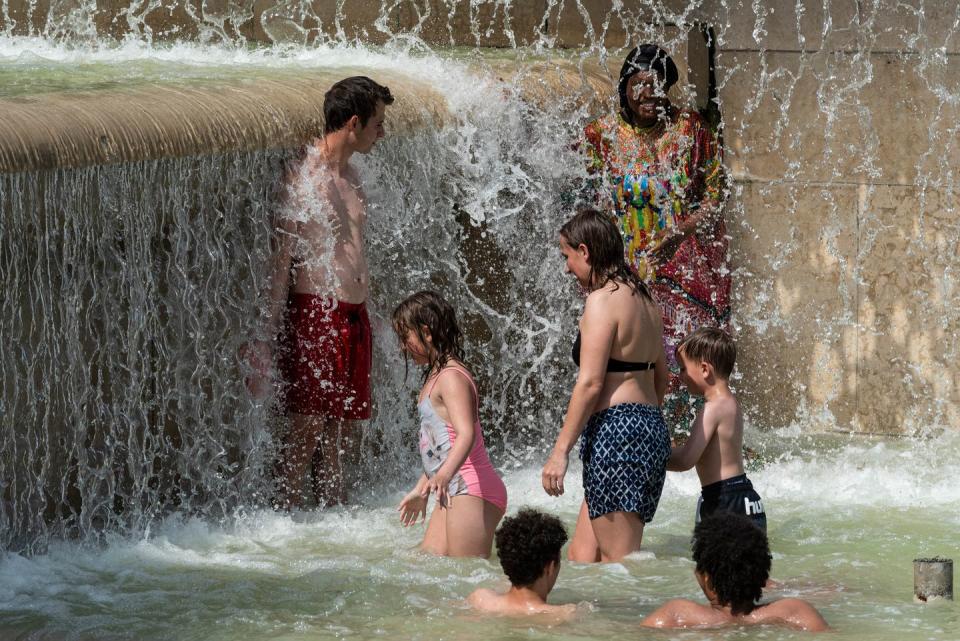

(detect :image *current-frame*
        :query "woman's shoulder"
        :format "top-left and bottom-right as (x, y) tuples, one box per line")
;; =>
(672, 108), (712, 133)
(588, 279), (656, 312)
(584, 280), (630, 309)
(584, 113), (619, 137)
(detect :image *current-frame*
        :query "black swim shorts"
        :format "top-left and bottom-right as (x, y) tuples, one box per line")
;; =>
(696, 473), (767, 532)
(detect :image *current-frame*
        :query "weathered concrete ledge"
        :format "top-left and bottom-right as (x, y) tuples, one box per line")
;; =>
(0, 72), (448, 173)
(0, 59), (623, 174)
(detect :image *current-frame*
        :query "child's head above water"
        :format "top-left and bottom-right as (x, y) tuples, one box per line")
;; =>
(496, 508), (568, 588)
(392, 290), (464, 377)
(693, 513), (771, 615)
(677, 326), (737, 380)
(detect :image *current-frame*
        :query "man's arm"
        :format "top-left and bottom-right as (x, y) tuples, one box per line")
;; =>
(240, 167), (301, 398)
(263, 214), (297, 339)
(262, 162), (307, 340)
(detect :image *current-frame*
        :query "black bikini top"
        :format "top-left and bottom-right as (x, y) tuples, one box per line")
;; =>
(572, 331), (656, 372)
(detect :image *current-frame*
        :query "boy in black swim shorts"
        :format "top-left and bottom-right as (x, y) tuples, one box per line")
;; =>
(665, 328), (767, 531)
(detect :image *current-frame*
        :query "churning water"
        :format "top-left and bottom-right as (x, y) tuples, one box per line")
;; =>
(2, 1), (960, 639)
(1, 432), (959, 640)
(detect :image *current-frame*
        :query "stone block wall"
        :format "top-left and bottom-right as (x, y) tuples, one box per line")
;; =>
(710, 2), (960, 433)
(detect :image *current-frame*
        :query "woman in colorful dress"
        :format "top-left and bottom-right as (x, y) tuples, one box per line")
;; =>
(580, 43), (730, 433)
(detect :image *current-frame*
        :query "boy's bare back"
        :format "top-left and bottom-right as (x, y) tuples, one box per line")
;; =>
(467, 588), (577, 620)
(642, 513), (828, 633)
(691, 392), (744, 486)
(643, 597), (829, 632)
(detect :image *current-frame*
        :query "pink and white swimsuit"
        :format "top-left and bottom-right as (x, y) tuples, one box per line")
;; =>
(417, 368), (507, 512)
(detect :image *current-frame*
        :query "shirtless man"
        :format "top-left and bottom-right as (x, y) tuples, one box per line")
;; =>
(642, 513), (829, 631)
(248, 76), (393, 508)
(468, 508), (577, 620)
(666, 327), (767, 531)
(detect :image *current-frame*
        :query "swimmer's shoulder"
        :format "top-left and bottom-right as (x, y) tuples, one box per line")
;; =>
(543, 602), (579, 622)
(641, 598), (709, 628)
(466, 588), (500, 611)
(753, 598), (830, 632)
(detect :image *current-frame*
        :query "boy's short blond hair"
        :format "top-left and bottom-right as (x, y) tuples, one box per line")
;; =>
(677, 327), (736, 379)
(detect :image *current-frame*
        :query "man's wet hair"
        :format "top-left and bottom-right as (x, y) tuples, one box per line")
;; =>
(323, 76), (394, 134)
(495, 508), (568, 587)
(677, 326), (737, 378)
(692, 513), (771, 615)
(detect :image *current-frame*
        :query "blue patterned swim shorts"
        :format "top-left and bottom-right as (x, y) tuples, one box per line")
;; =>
(579, 403), (671, 521)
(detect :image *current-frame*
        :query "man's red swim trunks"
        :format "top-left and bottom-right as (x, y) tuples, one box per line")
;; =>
(278, 294), (372, 420)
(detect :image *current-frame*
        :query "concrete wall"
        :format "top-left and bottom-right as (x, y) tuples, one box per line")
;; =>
(712, 2), (960, 434)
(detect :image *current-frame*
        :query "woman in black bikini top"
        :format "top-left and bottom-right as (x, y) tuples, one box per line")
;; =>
(542, 208), (671, 564)
(572, 331), (655, 371)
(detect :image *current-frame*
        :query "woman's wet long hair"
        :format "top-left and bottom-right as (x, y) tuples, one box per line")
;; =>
(392, 290), (466, 383)
(560, 208), (652, 300)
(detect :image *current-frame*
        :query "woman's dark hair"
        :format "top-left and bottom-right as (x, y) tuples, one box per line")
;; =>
(392, 290), (465, 382)
(560, 208), (651, 299)
(323, 76), (394, 134)
(495, 508), (568, 587)
(618, 44), (679, 121)
(692, 513), (771, 615)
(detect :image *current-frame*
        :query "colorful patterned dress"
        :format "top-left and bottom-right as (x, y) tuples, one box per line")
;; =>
(581, 109), (730, 433)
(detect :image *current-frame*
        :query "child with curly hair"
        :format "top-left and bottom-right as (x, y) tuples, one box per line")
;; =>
(468, 508), (577, 618)
(393, 291), (507, 558)
(642, 513), (828, 631)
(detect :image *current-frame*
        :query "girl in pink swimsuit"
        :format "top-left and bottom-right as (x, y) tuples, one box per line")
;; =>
(393, 291), (507, 558)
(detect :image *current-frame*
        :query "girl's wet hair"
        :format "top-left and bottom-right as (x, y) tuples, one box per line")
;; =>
(392, 290), (465, 382)
(560, 208), (651, 299)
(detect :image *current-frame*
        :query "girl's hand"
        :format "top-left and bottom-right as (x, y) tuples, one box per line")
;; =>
(422, 472), (451, 509)
(398, 490), (428, 526)
(541, 450), (569, 496)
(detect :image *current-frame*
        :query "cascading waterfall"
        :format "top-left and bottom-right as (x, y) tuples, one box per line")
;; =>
(0, 45), (603, 551)
(1, 154), (283, 549)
